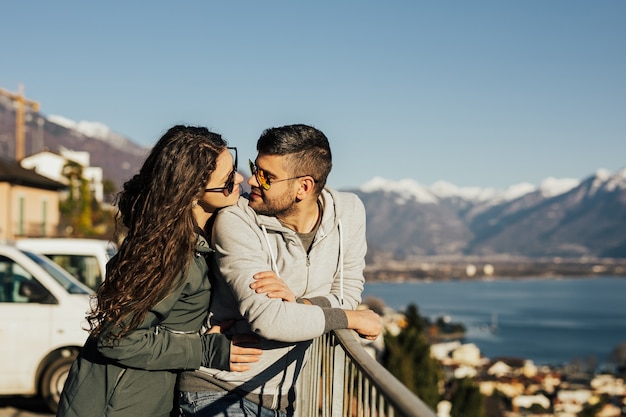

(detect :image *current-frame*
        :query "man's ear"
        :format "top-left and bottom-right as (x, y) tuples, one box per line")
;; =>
(295, 176), (317, 200)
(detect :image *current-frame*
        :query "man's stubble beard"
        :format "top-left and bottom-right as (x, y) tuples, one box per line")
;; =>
(249, 188), (298, 217)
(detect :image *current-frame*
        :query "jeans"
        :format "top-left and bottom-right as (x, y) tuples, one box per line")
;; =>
(178, 391), (288, 417)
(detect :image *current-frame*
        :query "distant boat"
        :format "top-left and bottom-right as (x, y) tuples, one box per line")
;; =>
(481, 311), (498, 333)
(490, 311), (498, 333)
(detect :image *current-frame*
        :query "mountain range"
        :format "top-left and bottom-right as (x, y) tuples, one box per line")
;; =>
(351, 168), (626, 260)
(2, 98), (624, 259)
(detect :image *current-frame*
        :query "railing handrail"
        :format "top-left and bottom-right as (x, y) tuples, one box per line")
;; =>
(333, 329), (437, 417)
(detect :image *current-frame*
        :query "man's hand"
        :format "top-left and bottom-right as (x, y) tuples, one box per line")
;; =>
(345, 309), (383, 341)
(250, 271), (296, 302)
(229, 334), (263, 372)
(207, 321), (263, 372)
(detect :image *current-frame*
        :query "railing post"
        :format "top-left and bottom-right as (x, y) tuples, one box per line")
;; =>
(331, 333), (346, 417)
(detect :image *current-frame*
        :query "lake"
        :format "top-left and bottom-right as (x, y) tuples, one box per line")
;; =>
(363, 276), (626, 366)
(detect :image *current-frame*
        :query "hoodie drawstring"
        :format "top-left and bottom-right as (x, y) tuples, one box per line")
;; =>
(337, 219), (344, 306)
(261, 225), (281, 278)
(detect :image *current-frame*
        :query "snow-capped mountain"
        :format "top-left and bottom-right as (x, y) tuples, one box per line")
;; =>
(0, 101), (149, 192)
(47, 115), (147, 155)
(360, 176), (580, 205)
(352, 169), (626, 259)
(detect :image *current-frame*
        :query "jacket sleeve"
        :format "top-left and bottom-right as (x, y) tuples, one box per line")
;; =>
(311, 193), (366, 310)
(212, 206), (331, 342)
(96, 278), (231, 371)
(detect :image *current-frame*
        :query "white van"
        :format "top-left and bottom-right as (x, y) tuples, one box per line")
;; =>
(0, 244), (92, 412)
(16, 238), (117, 290)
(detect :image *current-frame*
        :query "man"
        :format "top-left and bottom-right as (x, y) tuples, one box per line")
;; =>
(178, 124), (380, 417)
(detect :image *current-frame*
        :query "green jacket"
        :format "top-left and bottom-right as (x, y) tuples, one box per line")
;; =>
(57, 234), (230, 417)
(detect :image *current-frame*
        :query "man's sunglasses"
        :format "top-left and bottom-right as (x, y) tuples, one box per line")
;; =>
(248, 159), (313, 191)
(205, 147), (238, 196)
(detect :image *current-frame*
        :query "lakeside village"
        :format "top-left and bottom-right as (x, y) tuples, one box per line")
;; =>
(363, 255), (626, 282)
(360, 297), (626, 417)
(358, 257), (626, 417)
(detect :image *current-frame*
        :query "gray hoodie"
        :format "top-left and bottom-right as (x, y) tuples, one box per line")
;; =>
(178, 188), (366, 412)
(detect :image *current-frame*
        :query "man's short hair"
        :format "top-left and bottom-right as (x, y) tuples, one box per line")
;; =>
(257, 124), (332, 194)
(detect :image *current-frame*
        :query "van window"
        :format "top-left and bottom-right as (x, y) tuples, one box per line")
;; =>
(43, 254), (102, 289)
(0, 255), (51, 303)
(20, 251), (91, 295)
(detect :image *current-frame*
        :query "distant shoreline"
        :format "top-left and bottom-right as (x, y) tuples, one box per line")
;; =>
(364, 257), (626, 282)
(365, 274), (626, 284)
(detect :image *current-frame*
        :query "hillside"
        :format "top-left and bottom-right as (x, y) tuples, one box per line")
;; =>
(0, 97), (148, 193)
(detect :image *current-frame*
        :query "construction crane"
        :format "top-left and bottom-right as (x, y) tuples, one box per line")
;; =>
(0, 84), (40, 161)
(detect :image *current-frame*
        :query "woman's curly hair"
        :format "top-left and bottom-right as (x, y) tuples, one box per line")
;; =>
(88, 125), (226, 341)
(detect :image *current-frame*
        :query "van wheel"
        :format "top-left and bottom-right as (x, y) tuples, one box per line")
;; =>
(41, 352), (77, 413)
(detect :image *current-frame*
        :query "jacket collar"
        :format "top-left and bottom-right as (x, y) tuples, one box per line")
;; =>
(194, 232), (214, 254)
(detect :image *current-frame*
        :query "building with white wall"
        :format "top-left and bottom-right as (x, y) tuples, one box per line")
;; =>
(20, 147), (104, 202)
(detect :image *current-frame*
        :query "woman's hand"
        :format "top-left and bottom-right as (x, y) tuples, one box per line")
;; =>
(345, 309), (383, 341)
(250, 271), (296, 302)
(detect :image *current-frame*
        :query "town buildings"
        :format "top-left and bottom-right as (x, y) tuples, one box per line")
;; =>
(431, 340), (625, 417)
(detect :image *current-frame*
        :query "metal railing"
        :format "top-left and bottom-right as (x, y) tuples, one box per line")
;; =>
(295, 329), (438, 417)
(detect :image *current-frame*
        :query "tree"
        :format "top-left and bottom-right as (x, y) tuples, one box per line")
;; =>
(59, 161), (114, 238)
(449, 377), (485, 417)
(382, 303), (443, 409)
(60, 160), (91, 235)
(102, 179), (117, 204)
(580, 394), (610, 417)
(610, 342), (626, 377)
(77, 175), (92, 234)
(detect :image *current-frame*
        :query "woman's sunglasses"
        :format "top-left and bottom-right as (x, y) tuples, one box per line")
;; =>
(205, 147), (238, 196)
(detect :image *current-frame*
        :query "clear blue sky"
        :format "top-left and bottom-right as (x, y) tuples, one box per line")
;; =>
(3, 1), (625, 190)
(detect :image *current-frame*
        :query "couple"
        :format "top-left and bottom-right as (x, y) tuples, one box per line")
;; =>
(56, 124), (381, 417)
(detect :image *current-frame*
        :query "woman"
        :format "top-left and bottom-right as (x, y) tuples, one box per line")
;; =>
(57, 125), (252, 417)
